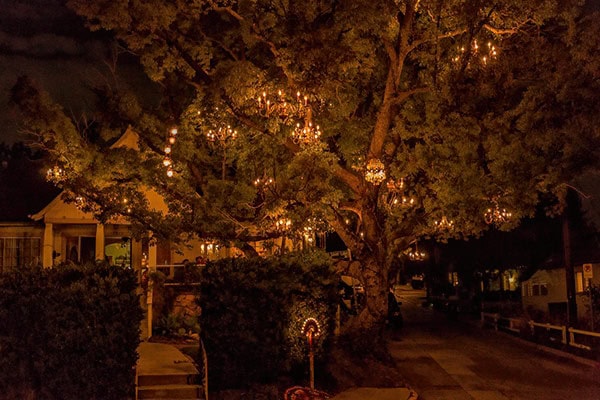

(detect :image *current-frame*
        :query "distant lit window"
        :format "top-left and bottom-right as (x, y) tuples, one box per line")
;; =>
(576, 272), (584, 293)
(448, 272), (459, 286)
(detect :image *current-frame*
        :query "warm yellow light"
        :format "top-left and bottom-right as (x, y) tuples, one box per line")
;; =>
(364, 158), (386, 184)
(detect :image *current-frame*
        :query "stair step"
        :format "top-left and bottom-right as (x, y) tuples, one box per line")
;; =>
(138, 373), (199, 386)
(138, 384), (202, 399)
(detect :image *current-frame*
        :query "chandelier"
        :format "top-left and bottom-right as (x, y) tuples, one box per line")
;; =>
(404, 242), (426, 261)
(253, 176), (274, 188)
(484, 200), (512, 225)
(434, 215), (455, 231)
(206, 125), (238, 143)
(451, 39), (499, 67)
(364, 158), (386, 185)
(257, 90), (311, 122)
(46, 165), (67, 184)
(292, 122), (322, 146)
(385, 178), (416, 208)
(275, 218), (292, 233)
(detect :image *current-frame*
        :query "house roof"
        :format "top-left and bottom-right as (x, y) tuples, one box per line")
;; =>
(30, 126), (168, 224)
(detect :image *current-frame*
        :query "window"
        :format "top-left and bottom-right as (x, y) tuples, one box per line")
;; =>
(0, 237), (41, 272)
(576, 272), (584, 293)
(531, 283), (548, 296)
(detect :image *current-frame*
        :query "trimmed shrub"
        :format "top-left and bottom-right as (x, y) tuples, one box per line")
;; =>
(199, 250), (337, 389)
(0, 262), (143, 400)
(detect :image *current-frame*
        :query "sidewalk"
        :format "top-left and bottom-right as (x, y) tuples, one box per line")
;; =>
(137, 342), (198, 376)
(331, 387), (418, 400)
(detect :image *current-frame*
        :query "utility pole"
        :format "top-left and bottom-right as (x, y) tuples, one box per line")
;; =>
(563, 206), (577, 326)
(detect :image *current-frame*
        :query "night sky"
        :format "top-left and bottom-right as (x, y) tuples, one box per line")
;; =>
(0, 0), (151, 144)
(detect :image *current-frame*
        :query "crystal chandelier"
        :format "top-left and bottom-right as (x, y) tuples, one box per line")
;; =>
(364, 158), (386, 185)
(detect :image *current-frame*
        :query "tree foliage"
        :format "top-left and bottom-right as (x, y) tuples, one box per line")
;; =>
(10, 0), (600, 329)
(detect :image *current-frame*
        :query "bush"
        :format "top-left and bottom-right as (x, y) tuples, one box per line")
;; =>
(199, 250), (337, 390)
(0, 262), (143, 400)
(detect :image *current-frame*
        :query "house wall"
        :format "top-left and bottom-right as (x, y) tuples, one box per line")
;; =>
(522, 269), (567, 315)
(574, 263), (600, 323)
(522, 265), (600, 323)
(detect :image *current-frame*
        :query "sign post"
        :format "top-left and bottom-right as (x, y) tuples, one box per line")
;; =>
(583, 264), (594, 331)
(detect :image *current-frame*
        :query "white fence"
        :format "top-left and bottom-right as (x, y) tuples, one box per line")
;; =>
(481, 312), (599, 351)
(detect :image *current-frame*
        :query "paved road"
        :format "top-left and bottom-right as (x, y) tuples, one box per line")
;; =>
(389, 286), (600, 400)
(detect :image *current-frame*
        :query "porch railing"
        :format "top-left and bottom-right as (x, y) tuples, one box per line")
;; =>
(152, 264), (201, 285)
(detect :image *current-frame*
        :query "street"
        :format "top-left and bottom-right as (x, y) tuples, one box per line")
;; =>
(390, 286), (600, 400)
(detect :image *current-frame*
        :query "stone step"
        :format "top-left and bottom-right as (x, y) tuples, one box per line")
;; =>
(138, 384), (202, 399)
(138, 373), (199, 387)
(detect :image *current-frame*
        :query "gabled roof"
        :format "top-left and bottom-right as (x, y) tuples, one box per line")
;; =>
(30, 127), (168, 223)
(29, 192), (97, 223)
(110, 126), (140, 150)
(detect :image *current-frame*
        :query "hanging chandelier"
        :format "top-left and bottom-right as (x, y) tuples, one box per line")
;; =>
(385, 178), (416, 208)
(434, 215), (455, 231)
(275, 218), (292, 233)
(46, 165), (67, 184)
(451, 39), (499, 67)
(206, 125), (238, 143)
(364, 158), (386, 185)
(292, 122), (322, 146)
(404, 242), (426, 261)
(257, 90), (311, 122)
(484, 201), (512, 225)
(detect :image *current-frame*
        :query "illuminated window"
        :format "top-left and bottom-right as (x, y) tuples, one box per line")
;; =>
(576, 272), (584, 293)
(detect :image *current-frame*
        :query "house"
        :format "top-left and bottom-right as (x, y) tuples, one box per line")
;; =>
(0, 128), (313, 337)
(521, 264), (600, 324)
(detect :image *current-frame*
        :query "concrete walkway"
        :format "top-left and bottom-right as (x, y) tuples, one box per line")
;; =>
(137, 342), (198, 377)
(136, 342), (202, 400)
(331, 387), (417, 400)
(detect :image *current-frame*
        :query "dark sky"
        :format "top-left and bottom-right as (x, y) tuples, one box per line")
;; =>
(0, 0), (153, 144)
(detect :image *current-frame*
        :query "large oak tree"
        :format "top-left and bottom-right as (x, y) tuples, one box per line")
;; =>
(12, 0), (600, 335)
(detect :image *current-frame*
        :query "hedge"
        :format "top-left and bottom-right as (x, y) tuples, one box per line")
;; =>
(199, 250), (338, 389)
(0, 262), (143, 400)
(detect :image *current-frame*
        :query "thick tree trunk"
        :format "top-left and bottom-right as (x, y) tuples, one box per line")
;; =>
(343, 251), (390, 340)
